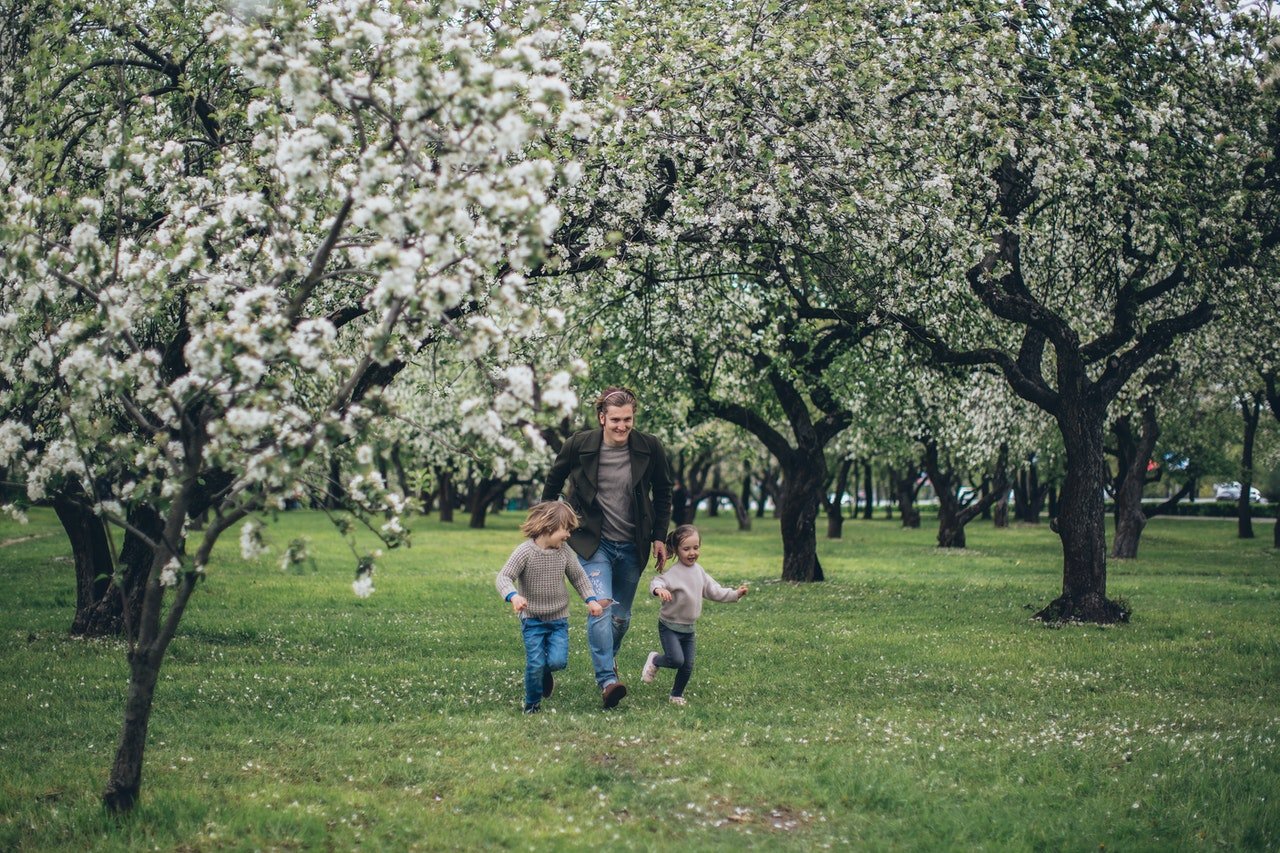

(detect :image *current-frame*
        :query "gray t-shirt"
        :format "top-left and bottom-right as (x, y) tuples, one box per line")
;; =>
(597, 443), (635, 542)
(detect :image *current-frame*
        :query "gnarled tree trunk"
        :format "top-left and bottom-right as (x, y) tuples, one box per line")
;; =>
(1035, 404), (1129, 624)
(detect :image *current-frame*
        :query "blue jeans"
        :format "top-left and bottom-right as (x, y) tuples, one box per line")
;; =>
(521, 617), (568, 707)
(579, 538), (641, 688)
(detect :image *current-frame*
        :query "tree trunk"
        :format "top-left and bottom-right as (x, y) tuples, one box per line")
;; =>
(1237, 394), (1261, 540)
(1109, 406), (1160, 560)
(824, 457), (852, 539)
(438, 470), (454, 523)
(925, 440), (1008, 549)
(54, 492), (116, 636)
(893, 466), (920, 528)
(326, 454), (344, 509)
(57, 496), (157, 640)
(102, 650), (162, 813)
(778, 457), (825, 582)
(992, 443), (1010, 528)
(862, 460), (874, 520)
(1035, 406), (1128, 624)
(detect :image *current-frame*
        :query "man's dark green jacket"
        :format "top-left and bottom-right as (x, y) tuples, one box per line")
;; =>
(541, 428), (674, 568)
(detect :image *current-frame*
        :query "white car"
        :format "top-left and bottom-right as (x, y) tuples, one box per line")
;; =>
(1214, 482), (1266, 503)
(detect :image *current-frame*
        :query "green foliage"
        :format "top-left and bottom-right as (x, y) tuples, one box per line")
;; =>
(0, 508), (1277, 849)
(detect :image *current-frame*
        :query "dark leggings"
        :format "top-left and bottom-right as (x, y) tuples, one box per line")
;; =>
(655, 622), (697, 698)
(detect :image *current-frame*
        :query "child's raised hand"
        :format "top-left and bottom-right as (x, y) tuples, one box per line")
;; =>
(510, 594), (528, 613)
(736, 584), (749, 598)
(587, 600), (603, 617)
(655, 587), (673, 602)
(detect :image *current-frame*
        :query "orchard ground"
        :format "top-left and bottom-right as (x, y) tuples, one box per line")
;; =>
(0, 508), (1276, 850)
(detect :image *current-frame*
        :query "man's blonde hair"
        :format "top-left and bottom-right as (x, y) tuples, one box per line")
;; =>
(521, 501), (580, 540)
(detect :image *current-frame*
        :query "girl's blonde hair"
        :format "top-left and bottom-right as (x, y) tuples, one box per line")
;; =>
(521, 501), (580, 540)
(661, 524), (700, 572)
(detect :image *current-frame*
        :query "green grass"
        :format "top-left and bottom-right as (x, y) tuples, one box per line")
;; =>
(1, 508), (1277, 850)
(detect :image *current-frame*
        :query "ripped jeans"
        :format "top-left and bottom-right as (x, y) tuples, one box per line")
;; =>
(579, 538), (641, 688)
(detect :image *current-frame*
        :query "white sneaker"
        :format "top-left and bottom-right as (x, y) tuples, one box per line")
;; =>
(669, 696), (687, 706)
(641, 651), (659, 683)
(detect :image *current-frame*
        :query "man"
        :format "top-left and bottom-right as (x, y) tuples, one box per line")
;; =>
(541, 387), (674, 708)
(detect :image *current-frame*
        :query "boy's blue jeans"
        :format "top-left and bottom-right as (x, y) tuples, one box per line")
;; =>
(579, 538), (641, 688)
(521, 616), (568, 707)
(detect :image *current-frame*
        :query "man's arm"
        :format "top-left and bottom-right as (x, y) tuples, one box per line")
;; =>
(541, 434), (576, 502)
(648, 435), (675, 541)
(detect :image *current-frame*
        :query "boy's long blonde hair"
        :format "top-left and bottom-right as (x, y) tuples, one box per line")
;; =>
(521, 501), (579, 540)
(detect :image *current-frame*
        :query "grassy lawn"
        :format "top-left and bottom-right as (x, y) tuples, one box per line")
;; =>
(0, 507), (1276, 850)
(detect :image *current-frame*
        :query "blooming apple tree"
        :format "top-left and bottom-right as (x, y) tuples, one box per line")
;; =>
(0, 0), (600, 812)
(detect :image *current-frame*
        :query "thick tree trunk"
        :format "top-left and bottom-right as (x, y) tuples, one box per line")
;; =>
(57, 496), (157, 640)
(1237, 395), (1261, 540)
(1035, 407), (1128, 624)
(54, 493), (116, 636)
(778, 458), (825, 582)
(102, 650), (162, 813)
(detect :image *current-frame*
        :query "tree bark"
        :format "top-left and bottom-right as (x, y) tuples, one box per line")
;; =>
(437, 470), (454, 523)
(54, 491), (116, 636)
(893, 465), (921, 528)
(1035, 405), (1129, 624)
(824, 457), (852, 539)
(1109, 404), (1160, 560)
(102, 649), (161, 813)
(57, 494), (157, 640)
(777, 456), (825, 582)
(1237, 394), (1261, 540)
(924, 439), (1008, 549)
(862, 459), (874, 520)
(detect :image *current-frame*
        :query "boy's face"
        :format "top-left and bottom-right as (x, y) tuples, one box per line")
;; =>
(546, 526), (573, 548)
(598, 404), (635, 447)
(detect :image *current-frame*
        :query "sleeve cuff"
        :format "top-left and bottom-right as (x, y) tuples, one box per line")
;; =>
(505, 591), (517, 602)
(585, 596), (598, 603)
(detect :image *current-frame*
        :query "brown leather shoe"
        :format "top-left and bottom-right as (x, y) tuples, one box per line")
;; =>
(602, 681), (627, 709)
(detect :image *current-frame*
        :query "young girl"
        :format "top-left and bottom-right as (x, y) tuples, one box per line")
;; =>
(641, 524), (748, 705)
(496, 502), (603, 713)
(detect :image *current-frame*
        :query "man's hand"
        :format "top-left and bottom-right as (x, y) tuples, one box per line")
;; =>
(652, 539), (668, 571)
(510, 594), (528, 613)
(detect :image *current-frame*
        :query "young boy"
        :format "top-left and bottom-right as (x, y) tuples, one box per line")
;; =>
(496, 502), (603, 713)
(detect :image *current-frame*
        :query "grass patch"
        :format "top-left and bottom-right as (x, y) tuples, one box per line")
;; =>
(1, 508), (1277, 850)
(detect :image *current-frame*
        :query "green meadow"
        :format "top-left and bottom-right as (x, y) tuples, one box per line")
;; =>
(0, 508), (1276, 850)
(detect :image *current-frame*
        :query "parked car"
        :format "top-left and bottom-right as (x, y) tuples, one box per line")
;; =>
(1213, 482), (1266, 503)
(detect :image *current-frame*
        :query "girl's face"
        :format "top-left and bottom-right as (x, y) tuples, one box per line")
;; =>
(675, 533), (700, 567)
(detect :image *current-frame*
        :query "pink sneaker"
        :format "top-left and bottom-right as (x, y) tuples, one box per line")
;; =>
(641, 652), (659, 683)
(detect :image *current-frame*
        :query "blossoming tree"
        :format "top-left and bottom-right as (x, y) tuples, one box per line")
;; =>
(0, 0), (597, 811)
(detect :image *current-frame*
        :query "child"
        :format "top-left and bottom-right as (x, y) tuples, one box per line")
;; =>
(496, 502), (603, 713)
(641, 524), (748, 705)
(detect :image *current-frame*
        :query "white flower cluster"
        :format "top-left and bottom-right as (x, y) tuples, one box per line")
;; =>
(0, 0), (605, 599)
